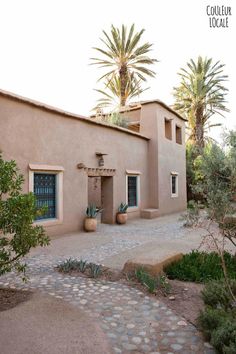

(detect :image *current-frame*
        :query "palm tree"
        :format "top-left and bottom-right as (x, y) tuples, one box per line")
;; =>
(173, 56), (229, 149)
(91, 24), (157, 107)
(94, 74), (148, 111)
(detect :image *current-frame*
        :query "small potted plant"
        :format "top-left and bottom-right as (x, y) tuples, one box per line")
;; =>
(84, 205), (100, 232)
(116, 202), (128, 224)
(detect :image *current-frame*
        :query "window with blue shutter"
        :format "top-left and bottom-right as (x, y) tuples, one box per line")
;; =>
(34, 173), (56, 220)
(128, 176), (138, 207)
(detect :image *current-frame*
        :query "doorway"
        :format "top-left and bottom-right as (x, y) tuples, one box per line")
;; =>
(88, 175), (114, 224)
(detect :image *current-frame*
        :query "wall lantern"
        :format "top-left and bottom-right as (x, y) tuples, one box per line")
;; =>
(96, 152), (108, 167)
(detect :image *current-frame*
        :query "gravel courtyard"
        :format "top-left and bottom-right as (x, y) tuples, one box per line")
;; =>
(0, 213), (215, 354)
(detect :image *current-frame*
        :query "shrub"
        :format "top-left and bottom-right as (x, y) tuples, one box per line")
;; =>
(156, 274), (172, 294)
(198, 307), (231, 339)
(135, 268), (171, 294)
(198, 279), (236, 353)
(201, 279), (236, 310)
(199, 310), (236, 353)
(88, 262), (102, 278)
(164, 250), (236, 282)
(78, 259), (88, 273)
(57, 258), (80, 272)
(58, 258), (88, 273)
(180, 200), (201, 227)
(0, 154), (49, 277)
(211, 321), (236, 354)
(135, 268), (157, 293)
(57, 259), (103, 278)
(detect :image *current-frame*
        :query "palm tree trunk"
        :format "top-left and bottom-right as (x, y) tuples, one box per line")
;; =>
(119, 65), (128, 107)
(194, 106), (205, 150)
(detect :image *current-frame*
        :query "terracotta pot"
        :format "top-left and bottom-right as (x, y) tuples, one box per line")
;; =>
(84, 217), (97, 232)
(116, 213), (128, 224)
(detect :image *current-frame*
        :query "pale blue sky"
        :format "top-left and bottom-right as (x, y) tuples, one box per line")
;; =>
(0, 0), (235, 141)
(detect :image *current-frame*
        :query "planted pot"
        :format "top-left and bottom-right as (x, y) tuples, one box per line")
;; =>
(116, 212), (128, 224)
(84, 217), (97, 232)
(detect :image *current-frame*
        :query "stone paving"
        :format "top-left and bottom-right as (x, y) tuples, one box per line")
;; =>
(79, 239), (143, 263)
(0, 253), (215, 354)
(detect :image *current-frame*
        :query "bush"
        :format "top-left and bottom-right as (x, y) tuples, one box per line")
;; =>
(0, 155), (49, 277)
(135, 268), (171, 294)
(57, 258), (103, 278)
(211, 321), (236, 354)
(135, 268), (157, 293)
(180, 200), (201, 227)
(201, 279), (236, 310)
(57, 258), (88, 273)
(199, 310), (236, 353)
(198, 307), (231, 339)
(198, 279), (236, 353)
(164, 250), (236, 282)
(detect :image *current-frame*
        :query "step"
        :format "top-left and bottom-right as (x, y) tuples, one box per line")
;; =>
(122, 253), (183, 277)
(141, 208), (159, 219)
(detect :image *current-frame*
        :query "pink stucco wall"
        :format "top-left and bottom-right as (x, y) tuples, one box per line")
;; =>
(139, 103), (187, 214)
(0, 94), (149, 236)
(0, 92), (187, 236)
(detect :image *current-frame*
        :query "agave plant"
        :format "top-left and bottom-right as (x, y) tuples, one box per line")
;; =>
(118, 202), (128, 214)
(57, 258), (89, 273)
(88, 263), (103, 278)
(57, 258), (78, 273)
(78, 259), (88, 273)
(86, 205), (99, 218)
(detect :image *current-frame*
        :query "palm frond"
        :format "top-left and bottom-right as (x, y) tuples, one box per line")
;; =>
(91, 24), (157, 106)
(173, 56), (229, 146)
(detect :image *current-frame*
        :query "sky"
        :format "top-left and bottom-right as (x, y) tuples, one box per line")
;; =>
(0, 0), (235, 142)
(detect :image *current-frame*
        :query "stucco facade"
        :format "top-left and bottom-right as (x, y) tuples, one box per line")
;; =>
(0, 90), (187, 236)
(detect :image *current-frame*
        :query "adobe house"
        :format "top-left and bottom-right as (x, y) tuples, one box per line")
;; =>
(0, 89), (187, 236)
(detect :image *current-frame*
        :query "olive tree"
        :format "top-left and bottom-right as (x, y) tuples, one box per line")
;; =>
(0, 155), (49, 277)
(183, 132), (236, 302)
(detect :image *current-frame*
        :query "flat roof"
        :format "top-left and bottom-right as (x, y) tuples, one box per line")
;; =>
(120, 99), (187, 121)
(0, 89), (150, 140)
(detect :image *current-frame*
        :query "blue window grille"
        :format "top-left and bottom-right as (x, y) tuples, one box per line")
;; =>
(128, 176), (138, 207)
(34, 173), (56, 220)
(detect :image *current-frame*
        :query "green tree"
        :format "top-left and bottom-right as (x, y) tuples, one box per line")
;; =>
(183, 132), (236, 303)
(0, 155), (49, 277)
(91, 24), (157, 107)
(225, 130), (236, 191)
(173, 56), (229, 149)
(186, 143), (201, 201)
(94, 74), (148, 111)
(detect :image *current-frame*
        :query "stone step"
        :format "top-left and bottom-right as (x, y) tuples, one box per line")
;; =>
(141, 208), (159, 219)
(122, 253), (183, 277)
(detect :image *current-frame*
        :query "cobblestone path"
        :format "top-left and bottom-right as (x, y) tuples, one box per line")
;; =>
(0, 254), (214, 354)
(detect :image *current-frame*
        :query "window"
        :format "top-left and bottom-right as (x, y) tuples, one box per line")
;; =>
(164, 118), (172, 140)
(127, 176), (138, 207)
(34, 173), (56, 220)
(176, 125), (182, 144)
(171, 173), (178, 197)
(29, 164), (64, 225)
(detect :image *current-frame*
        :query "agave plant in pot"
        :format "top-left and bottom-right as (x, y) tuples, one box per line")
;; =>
(84, 205), (100, 232)
(116, 202), (128, 224)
